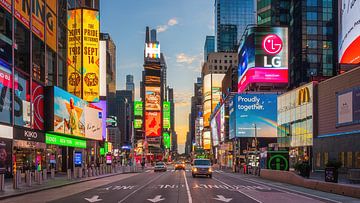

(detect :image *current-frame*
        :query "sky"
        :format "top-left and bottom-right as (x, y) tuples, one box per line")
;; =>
(100, 0), (214, 153)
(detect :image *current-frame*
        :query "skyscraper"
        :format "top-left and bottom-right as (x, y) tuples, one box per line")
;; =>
(126, 75), (135, 99)
(204, 36), (215, 61)
(100, 33), (117, 98)
(257, 0), (290, 26)
(215, 0), (256, 52)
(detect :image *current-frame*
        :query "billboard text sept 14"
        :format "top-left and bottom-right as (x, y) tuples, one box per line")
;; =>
(233, 94), (278, 138)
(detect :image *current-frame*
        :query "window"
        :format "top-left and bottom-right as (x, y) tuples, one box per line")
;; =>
(0, 7), (12, 64)
(316, 153), (321, 168)
(219, 66), (222, 70)
(307, 54), (318, 63)
(324, 152), (328, 166)
(14, 20), (30, 74)
(58, 58), (67, 89)
(32, 36), (45, 82)
(224, 60), (227, 63)
(307, 40), (317, 49)
(307, 12), (318, 20)
(339, 152), (345, 167)
(306, 0), (318, 6)
(356, 152), (360, 168)
(323, 26), (333, 35)
(307, 26), (317, 35)
(47, 48), (57, 86)
(347, 152), (353, 168)
(214, 66), (217, 70)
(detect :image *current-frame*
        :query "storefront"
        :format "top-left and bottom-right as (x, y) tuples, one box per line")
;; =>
(0, 125), (13, 178)
(13, 127), (46, 173)
(277, 82), (316, 169)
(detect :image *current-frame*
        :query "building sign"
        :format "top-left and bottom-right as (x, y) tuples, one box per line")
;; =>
(145, 111), (161, 137)
(84, 105), (102, 140)
(163, 101), (170, 129)
(297, 87), (311, 106)
(0, 125), (13, 139)
(145, 43), (160, 59)
(163, 132), (171, 149)
(134, 119), (142, 129)
(0, 138), (12, 174)
(67, 9), (100, 102)
(74, 151), (82, 167)
(232, 94), (278, 138)
(134, 101), (143, 116)
(0, 0), (11, 13)
(339, 0), (360, 64)
(13, 127), (45, 143)
(337, 87), (360, 126)
(45, 133), (86, 148)
(203, 131), (211, 150)
(267, 151), (289, 171)
(238, 27), (288, 93)
(92, 100), (107, 140)
(145, 86), (161, 111)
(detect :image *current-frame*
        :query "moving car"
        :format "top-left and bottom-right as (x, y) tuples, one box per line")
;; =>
(192, 159), (212, 178)
(174, 161), (186, 170)
(154, 162), (167, 172)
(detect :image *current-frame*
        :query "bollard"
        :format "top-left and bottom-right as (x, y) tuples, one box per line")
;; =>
(38, 173), (43, 185)
(92, 167), (96, 176)
(13, 172), (18, 189)
(51, 168), (55, 179)
(17, 171), (22, 184)
(96, 167), (99, 176)
(122, 166), (125, 173)
(84, 168), (88, 178)
(67, 169), (71, 180)
(0, 174), (4, 191)
(88, 168), (92, 177)
(79, 168), (83, 178)
(43, 169), (47, 180)
(73, 168), (77, 179)
(27, 172), (32, 187)
(34, 171), (38, 183)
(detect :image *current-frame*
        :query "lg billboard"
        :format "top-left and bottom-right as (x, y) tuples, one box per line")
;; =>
(238, 27), (289, 93)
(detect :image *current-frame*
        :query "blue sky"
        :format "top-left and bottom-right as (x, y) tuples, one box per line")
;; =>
(100, 0), (214, 153)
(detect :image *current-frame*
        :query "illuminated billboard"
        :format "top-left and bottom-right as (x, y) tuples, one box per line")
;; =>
(339, 0), (360, 64)
(220, 105), (225, 142)
(145, 111), (161, 137)
(84, 105), (103, 140)
(337, 87), (360, 126)
(238, 27), (288, 93)
(211, 115), (219, 147)
(145, 86), (161, 111)
(134, 101), (143, 116)
(145, 43), (160, 59)
(163, 132), (171, 149)
(203, 74), (225, 127)
(203, 131), (211, 150)
(134, 119), (143, 129)
(163, 101), (171, 129)
(67, 9), (100, 102)
(99, 41), (107, 97)
(92, 100), (107, 140)
(230, 94), (278, 138)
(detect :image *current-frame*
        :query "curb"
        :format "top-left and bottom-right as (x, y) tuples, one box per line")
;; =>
(0, 171), (139, 200)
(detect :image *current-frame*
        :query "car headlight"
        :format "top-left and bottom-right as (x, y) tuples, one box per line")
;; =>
(193, 168), (197, 172)
(208, 168), (212, 172)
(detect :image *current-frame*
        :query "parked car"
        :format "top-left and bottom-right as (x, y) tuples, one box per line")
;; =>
(154, 162), (167, 172)
(191, 159), (212, 178)
(174, 161), (186, 170)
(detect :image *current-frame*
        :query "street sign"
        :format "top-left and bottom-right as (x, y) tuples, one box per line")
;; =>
(267, 151), (289, 171)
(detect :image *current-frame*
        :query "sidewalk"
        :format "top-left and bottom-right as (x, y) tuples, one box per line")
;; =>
(0, 165), (138, 200)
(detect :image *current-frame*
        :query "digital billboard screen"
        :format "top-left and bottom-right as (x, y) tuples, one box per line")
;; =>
(134, 119), (143, 129)
(145, 111), (161, 137)
(220, 104), (225, 142)
(211, 116), (219, 147)
(203, 131), (211, 150)
(163, 101), (171, 129)
(145, 43), (160, 59)
(163, 132), (171, 149)
(337, 87), (360, 126)
(145, 86), (161, 111)
(339, 0), (360, 64)
(92, 100), (107, 140)
(232, 94), (278, 138)
(134, 101), (143, 116)
(84, 104), (103, 140)
(238, 27), (288, 93)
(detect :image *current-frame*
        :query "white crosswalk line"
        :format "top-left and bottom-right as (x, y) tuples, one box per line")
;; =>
(145, 170), (151, 173)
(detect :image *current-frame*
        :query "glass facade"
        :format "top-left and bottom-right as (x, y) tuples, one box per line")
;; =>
(204, 36), (215, 61)
(215, 0), (256, 52)
(257, 0), (290, 26)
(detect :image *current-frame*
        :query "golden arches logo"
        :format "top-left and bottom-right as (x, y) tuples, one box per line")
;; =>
(297, 87), (310, 105)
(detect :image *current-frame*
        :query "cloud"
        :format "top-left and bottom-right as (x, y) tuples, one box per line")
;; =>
(176, 53), (197, 64)
(174, 91), (193, 107)
(157, 17), (179, 33)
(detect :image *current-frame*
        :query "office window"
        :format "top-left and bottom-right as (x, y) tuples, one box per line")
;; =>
(356, 152), (360, 168)
(47, 48), (57, 86)
(307, 40), (317, 49)
(32, 36), (45, 82)
(324, 152), (328, 166)
(307, 26), (317, 35)
(14, 20), (30, 74)
(307, 0), (318, 6)
(316, 153), (321, 168)
(307, 12), (318, 21)
(0, 7), (12, 64)
(339, 152), (345, 167)
(347, 152), (353, 168)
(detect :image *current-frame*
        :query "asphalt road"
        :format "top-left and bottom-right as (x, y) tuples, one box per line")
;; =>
(3, 165), (359, 203)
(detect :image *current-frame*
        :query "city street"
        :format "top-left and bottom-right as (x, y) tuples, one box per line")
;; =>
(2, 165), (358, 203)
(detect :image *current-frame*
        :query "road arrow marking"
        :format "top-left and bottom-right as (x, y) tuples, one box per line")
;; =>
(147, 195), (165, 202)
(213, 195), (232, 202)
(85, 195), (102, 202)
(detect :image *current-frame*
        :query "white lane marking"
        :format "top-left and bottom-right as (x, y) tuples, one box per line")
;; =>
(183, 170), (193, 203)
(145, 170), (151, 173)
(222, 173), (341, 203)
(213, 195), (232, 202)
(147, 195), (165, 202)
(85, 195), (102, 202)
(118, 173), (165, 203)
(213, 177), (262, 203)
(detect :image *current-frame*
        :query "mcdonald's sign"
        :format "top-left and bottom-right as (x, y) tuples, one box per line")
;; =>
(297, 87), (311, 105)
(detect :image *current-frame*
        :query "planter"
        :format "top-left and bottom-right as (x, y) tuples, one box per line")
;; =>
(325, 167), (338, 183)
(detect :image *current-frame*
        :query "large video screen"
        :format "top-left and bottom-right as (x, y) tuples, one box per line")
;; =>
(232, 94), (278, 138)
(145, 86), (161, 111)
(145, 111), (161, 137)
(339, 0), (360, 64)
(238, 27), (288, 92)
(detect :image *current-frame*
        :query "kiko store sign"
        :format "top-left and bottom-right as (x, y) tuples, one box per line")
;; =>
(13, 127), (45, 143)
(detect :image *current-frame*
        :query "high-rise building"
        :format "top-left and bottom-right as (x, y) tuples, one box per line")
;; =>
(204, 36), (215, 61)
(168, 88), (177, 153)
(189, 78), (203, 151)
(288, 0), (338, 88)
(257, 0), (290, 26)
(100, 33), (117, 98)
(126, 75), (135, 99)
(215, 0), (256, 52)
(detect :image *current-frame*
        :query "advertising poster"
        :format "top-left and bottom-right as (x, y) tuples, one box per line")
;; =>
(145, 86), (161, 111)
(339, 0), (360, 64)
(92, 100), (107, 140)
(238, 27), (288, 93)
(163, 101), (170, 129)
(67, 9), (82, 98)
(145, 42), (160, 59)
(14, 73), (31, 128)
(235, 94), (278, 138)
(337, 91), (353, 124)
(32, 82), (44, 130)
(203, 131), (211, 150)
(0, 60), (12, 124)
(134, 119), (143, 129)
(82, 9), (100, 102)
(145, 111), (161, 137)
(84, 105), (102, 140)
(15, 0), (30, 29)
(74, 152), (82, 167)
(211, 116), (219, 147)
(220, 105), (225, 142)
(134, 101), (143, 116)
(54, 86), (87, 137)
(163, 132), (171, 149)
(0, 0), (11, 13)
(0, 138), (12, 175)
(46, 1), (57, 51)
